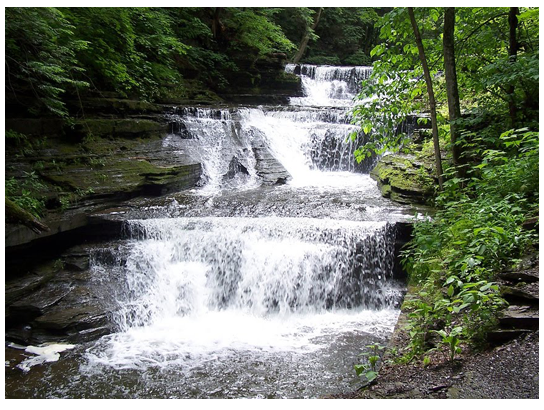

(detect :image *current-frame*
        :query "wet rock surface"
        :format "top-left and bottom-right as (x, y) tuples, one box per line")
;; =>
(5, 243), (115, 345)
(5, 129), (203, 248)
(252, 144), (291, 185)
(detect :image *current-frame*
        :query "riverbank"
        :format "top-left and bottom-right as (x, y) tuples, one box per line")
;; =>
(331, 255), (540, 399)
(354, 320), (539, 399)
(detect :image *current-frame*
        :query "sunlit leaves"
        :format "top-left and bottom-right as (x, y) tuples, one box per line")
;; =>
(225, 8), (295, 57)
(351, 7), (443, 160)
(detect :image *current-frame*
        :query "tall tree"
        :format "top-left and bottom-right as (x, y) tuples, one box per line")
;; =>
(5, 7), (89, 117)
(507, 7), (520, 127)
(292, 7), (323, 64)
(407, 7), (443, 189)
(443, 7), (465, 177)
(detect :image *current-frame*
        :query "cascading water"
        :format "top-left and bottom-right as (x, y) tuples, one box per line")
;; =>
(76, 216), (402, 399)
(166, 107), (261, 192)
(285, 64), (372, 107)
(7, 64), (411, 399)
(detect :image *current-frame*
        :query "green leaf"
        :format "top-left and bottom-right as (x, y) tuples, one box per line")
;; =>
(479, 282), (493, 292)
(365, 370), (378, 381)
(445, 276), (456, 285)
(354, 364), (366, 376)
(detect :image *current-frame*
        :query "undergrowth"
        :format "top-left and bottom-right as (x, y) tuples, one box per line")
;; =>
(399, 128), (538, 361)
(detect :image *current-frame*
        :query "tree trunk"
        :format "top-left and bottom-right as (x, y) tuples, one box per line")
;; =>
(443, 7), (465, 178)
(292, 8), (323, 64)
(5, 197), (49, 234)
(211, 7), (223, 40)
(407, 7), (443, 190)
(507, 7), (519, 128)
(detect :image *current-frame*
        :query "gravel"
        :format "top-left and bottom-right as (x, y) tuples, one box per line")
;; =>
(329, 326), (539, 399)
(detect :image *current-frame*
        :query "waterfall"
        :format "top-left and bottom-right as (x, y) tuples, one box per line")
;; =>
(82, 61), (404, 385)
(285, 64), (372, 106)
(13, 64), (408, 399)
(109, 218), (398, 327)
(86, 216), (402, 376)
(166, 64), (375, 190)
(166, 107), (260, 192)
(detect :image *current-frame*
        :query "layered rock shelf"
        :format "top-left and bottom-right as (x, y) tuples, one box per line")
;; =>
(370, 153), (435, 205)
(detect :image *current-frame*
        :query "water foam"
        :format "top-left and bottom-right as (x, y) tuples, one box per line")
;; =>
(85, 217), (401, 370)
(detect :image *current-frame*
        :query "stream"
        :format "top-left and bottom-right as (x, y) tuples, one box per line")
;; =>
(5, 64), (417, 399)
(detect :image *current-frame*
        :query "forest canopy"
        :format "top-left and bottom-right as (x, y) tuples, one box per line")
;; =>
(5, 7), (385, 117)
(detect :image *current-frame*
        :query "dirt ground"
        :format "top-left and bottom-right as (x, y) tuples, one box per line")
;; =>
(329, 316), (539, 399)
(338, 253), (541, 400)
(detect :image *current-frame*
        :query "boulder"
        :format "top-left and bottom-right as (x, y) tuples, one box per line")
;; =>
(5, 133), (202, 249)
(252, 145), (291, 185)
(223, 156), (250, 181)
(486, 329), (532, 345)
(9, 283), (73, 321)
(501, 285), (539, 306)
(249, 129), (291, 185)
(370, 153), (435, 205)
(498, 270), (539, 284)
(5, 243), (115, 345)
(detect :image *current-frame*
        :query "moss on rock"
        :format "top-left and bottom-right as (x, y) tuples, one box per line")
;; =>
(73, 118), (168, 139)
(370, 153), (436, 205)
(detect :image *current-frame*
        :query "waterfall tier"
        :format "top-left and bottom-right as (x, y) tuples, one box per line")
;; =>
(166, 63), (375, 190)
(94, 217), (400, 331)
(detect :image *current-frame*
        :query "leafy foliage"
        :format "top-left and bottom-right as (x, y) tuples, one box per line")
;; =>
(353, 7), (539, 360)
(5, 7), (89, 116)
(5, 7), (301, 116)
(223, 8), (295, 58)
(5, 172), (48, 218)
(277, 7), (386, 66)
(355, 343), (386, 382)
(401, 128), (538, 357)
(350, 7), (444, 162)
(65, 8), (188, 100)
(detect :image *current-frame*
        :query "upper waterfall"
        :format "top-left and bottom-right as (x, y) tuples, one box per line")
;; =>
(285, 64), (372, 107)
(166, 64), (375, 191)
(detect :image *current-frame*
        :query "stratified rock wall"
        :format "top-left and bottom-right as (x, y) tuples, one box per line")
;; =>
(5, 113), (202, 248)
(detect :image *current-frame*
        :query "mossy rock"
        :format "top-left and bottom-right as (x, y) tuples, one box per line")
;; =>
(43, 157), (201, 198)
(370, 153), (435, 205)
(71, 119), (168, 140)
(73, 98), (166, 116)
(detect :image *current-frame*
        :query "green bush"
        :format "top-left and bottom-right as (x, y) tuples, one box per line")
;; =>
(303, 55), (342, 66)
(401, 128), (538, 358)
(5, 173), (47, 218)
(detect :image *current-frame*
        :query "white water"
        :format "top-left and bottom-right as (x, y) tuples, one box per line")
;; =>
(239, 108), (362, 179)
(86, 217), (400, 369)
(165, 64), (375, 192)
(77, 64), (404, 398)
(285, 64), (372, 107)
(170, 108), (261, 193)
(9, 64), (408, 399)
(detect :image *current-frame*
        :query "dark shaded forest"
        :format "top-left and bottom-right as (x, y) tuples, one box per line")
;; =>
(5, 7), (387, 118)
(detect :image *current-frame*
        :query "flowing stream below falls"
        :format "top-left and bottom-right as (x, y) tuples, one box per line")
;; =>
(6, 64), (421, 399)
